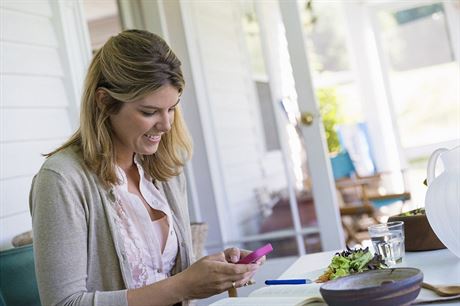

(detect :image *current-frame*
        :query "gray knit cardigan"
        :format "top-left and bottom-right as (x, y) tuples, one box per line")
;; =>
(29, 147), (193, 306)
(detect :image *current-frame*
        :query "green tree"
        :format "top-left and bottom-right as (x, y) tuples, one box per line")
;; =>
(317, 87), (343, 153)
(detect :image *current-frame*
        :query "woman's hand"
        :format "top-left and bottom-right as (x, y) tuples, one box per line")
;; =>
(224, 247), (265, 286)
(224, 247), (267, 265)
(176, 252), (259, 300)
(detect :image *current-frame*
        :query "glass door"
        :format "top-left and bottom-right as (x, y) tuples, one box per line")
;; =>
(239, 1), (321, 257)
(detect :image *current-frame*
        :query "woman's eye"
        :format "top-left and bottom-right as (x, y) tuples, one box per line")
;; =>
(140, 107), (175, 116)
(141, 111), (156, 116)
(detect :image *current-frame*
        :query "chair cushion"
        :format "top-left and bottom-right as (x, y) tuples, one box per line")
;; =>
(0, 245), (41, 306)
(330, 151), (355, 180)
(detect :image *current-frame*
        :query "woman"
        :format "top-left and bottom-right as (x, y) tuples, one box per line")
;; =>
(29, 30), (262, 306)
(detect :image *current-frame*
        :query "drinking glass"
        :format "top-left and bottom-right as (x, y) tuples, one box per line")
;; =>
(368, 221), (405, 266)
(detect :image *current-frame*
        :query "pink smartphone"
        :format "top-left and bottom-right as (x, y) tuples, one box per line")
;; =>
(237, 243), (273, 264)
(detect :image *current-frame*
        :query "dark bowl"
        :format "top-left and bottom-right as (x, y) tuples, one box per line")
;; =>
(388, 210), (446, 251)
(319, 268), (423, 306)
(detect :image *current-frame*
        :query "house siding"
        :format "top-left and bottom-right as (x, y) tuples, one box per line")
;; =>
(0, 1), (77, 250)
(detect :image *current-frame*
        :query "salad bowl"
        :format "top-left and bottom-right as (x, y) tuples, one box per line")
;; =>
(388, 208), (445, 251)
(319, 268), (423, 306)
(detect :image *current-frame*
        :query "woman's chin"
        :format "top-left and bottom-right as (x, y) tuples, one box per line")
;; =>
(138, 145), (159, 156)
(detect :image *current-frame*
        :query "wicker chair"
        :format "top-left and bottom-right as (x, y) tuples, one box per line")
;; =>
(331, 151), (411, 245)
(190, 222), (208, 260)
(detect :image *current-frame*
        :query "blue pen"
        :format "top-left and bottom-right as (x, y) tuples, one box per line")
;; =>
(265, 279), (312, 285)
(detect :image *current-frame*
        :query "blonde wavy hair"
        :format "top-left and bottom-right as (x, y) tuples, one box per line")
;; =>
(48, 29), (192, 186)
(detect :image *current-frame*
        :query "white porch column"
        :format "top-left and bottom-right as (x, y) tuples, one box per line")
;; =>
(278, 0), (345, 251)
(342, 2), (403, 177)
(52, 0), (92, 128)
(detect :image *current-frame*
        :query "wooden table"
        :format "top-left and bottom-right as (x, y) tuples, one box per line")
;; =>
(279, 248), (460, 305)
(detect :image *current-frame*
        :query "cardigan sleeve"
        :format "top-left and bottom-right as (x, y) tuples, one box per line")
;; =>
(29, 168), (128, 306)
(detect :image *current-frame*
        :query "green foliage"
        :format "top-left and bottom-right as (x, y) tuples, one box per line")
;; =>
(317, 87), (343, 153)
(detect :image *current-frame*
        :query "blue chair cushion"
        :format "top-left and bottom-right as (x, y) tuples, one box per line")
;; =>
(330, 151), (355, 180)
(0, 244), (41, 306)
(371, 197), (406, 208)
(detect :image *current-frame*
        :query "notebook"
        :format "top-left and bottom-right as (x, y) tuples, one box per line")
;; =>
(209, 283), (326, 306)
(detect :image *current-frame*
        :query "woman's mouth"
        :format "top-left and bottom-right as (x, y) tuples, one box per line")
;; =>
(144, 134), (161, 143)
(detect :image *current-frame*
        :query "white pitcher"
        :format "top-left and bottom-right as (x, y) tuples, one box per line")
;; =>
(425, 145), (460, 258)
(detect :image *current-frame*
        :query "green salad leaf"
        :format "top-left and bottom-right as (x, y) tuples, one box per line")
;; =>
(317, 246), (387, 282)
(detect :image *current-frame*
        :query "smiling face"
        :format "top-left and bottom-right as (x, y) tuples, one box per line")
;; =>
(108, 84), (180, 167)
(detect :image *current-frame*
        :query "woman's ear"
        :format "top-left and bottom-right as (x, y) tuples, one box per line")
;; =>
(95, 88), (110, 110)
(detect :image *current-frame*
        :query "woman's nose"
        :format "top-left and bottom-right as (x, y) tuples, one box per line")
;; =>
(156, 111), (172, 132)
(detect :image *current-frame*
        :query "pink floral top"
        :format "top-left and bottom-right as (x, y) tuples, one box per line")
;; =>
(113, 156), (179, 288)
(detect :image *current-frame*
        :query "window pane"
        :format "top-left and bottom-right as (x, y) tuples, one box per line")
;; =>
(377, 3), (460, 148)
(301, 1), (351, 74)
(242, 4), (267, 77)
(82, 0), (122, 51)
(300, 1), (364, 152)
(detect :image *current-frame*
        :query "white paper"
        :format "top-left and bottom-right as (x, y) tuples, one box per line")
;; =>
(249, 284), (321, 297)
(209, 283), (325, 306)
(208, 296), (309, 306)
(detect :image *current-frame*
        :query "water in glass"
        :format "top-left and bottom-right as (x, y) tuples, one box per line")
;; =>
(371, 230), (405, 265)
